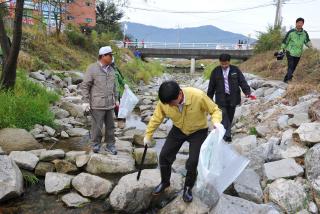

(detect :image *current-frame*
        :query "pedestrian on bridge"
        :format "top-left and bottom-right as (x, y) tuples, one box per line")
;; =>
(280, 17), (313, 83)
(81, 46), (118, 155)
(207, 53), (252, 142)
(143, 81), (222, 203)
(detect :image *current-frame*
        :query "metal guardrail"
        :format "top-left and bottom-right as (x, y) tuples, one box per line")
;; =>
(111, 40), (253, 50)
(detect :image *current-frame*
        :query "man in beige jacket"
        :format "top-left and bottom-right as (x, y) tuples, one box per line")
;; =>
(81, 46), (118, 155)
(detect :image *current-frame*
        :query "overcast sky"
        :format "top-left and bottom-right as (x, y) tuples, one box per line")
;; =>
(121, 0), (320, 39)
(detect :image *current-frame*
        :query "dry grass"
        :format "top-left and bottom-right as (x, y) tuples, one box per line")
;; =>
(284, 83), (319, 104)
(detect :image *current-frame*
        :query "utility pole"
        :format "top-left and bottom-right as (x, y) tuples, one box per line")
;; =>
(274, 0), (285, 28)
(48, 0), (51, 34)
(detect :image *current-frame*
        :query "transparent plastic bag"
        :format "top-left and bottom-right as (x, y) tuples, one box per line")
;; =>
(118, 85), (139, 119)
(194, 124), (250, 207)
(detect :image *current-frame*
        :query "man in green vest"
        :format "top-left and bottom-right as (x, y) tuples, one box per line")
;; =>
(280, 17), (312, 83)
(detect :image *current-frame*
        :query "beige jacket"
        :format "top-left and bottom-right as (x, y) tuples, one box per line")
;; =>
(81, 62), (117, 110)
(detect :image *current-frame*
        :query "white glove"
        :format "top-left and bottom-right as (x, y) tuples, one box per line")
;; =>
(82, 103), (90, 112)
(213, 123), (219, 129)
(143, 136), (152, 147)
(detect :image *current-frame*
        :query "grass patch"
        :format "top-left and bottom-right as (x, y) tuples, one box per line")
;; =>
(0, 71), (59, 130)
(22, 170), (39, 187)
(249, 127), (258, 136)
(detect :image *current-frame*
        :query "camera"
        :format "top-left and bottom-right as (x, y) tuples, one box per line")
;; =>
(273, 51), (285, 60)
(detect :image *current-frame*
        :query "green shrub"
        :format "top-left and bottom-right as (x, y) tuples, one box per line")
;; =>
(121, 59), (164, 84)
(254, 26), (283, 53)
(0, 72), (59, 130)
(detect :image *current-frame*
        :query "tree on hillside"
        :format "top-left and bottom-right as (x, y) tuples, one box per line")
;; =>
(95, 0), (123, 36)
(254, 26), (283, 54)
(0, 0), (25, 90)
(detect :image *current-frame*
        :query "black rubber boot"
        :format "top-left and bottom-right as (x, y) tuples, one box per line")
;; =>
(182, 186), (193, 203)
(182, 170), (197, 202)
(152, 165), (171, 195)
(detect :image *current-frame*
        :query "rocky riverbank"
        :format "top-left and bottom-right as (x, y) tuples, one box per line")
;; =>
(1, 70), (320, 213)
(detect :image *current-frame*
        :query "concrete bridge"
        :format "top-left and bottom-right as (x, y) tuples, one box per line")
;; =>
(113, 41), (254, 73)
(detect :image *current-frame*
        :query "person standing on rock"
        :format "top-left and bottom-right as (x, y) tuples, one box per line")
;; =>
(143, 80), (222, 203)
(81, 46), (118, 155)
(281, 17), (313, 83)
(207, 53), (252, 142)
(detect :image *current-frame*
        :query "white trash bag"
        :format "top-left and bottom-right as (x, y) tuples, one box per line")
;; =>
(194, 123), (250, 207)
(118, 85), (139, 119)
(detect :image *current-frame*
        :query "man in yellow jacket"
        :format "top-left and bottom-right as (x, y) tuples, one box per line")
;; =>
(144, 81), (222, 203)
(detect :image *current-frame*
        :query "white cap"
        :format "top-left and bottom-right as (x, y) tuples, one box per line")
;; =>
(99, 46), (112, 55)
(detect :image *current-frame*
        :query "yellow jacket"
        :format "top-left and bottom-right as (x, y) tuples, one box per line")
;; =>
(145, 87), (222, 141)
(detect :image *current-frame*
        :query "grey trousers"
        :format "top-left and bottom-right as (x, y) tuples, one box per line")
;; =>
(90, 109), (115, 146)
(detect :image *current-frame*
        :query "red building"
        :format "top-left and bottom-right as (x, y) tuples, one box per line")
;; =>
(1, 0), (96, 29)
(65, 0), (96, 28)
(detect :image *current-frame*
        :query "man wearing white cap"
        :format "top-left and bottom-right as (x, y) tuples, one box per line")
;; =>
(81, 46), (118, 155)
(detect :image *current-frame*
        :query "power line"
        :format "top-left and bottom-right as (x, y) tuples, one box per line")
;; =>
(123, 2), (276, 14)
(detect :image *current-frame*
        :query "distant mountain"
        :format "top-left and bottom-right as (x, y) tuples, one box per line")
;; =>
(123, 22), (253, 43)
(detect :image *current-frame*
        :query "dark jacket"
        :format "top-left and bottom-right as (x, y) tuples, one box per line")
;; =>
(207, 65), (251, 106)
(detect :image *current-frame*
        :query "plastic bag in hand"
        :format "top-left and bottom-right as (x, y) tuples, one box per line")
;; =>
(118, 85), (139, 118)
(194, 124), (250, 207)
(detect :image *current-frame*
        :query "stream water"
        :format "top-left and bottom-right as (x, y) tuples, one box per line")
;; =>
(0, 113), (167, 214)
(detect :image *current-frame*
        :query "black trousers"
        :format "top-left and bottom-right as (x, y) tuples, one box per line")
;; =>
(159, 126), (208, 188)
(219, 94), (236, 139)
(284, 54), (300, 82)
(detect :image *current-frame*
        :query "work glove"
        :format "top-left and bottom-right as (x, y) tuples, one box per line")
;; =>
(143, 136), (152, 147)
(246, 94), (256, 100)
(213, 123), (220, 129)
(82, 103), (90, 116)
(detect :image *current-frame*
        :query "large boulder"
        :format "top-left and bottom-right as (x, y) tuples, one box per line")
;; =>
(35, 162), (55, 177)
(288, 113), (310, 128)
(9, 151), (39, 171)
(65, 151), (87, 164)
(310, 177), (320, 209)
(61, 192), (90, 208)
(0, 155), (24, 202)
(86, 153), (135, 174)
(40, 149), (65, 161)
(234, 169), (263, 203)
(232, 135), (257, 155)
(0, 128), (43, 153)
(159, 196), (210, 214)
(60, 101), (84, 118)
(309, 100), (320, 122)
(72, 172), (113, 198)
(293, 123), (320, 144)
(210, 194), (279, 214)
(305, 144), (320, 181)
(263, 158), (304, 181)
(267, 178), (308, 213)
(109, 169), (183, 213)
(116, 140), (133, 153)
(45, 172), (74, 194)
(52, 159), (78, 174)
(66, 128), (88, 137)
(133, 148), (158, 165)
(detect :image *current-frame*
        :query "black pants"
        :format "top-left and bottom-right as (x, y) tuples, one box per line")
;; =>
(159, 126), (208, 188)
(284, 54), (300, 82)
(219, 94), (236, 139)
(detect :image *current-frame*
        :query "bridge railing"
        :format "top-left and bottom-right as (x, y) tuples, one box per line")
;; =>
(111, 40), (253, 50)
